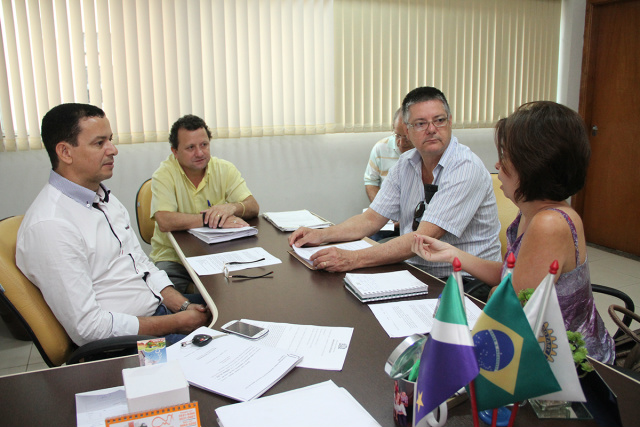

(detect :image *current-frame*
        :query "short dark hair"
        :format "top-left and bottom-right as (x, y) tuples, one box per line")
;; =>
(41, 103), (105, 170)
(495, 101), (590, 202)
(169, 115), (212, 150)
(401, 87), (451, 123)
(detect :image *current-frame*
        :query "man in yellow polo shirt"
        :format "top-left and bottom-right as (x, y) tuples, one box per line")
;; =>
(150, 114), (259, 292)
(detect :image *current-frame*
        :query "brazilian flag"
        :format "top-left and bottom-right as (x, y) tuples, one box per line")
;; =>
(471, 273), (561, 410)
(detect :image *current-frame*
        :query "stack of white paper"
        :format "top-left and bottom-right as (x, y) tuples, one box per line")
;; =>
(263, 210), (332, 231)
(187, 226), (257, 244)
(167, 327), (301, 402)
(215, 380), (381, 427)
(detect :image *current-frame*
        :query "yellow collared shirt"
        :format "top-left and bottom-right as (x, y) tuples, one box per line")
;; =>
(149, 155), (253, 263)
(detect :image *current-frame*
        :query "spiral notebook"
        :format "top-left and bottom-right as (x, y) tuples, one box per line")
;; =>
(343, 271), (429, 303)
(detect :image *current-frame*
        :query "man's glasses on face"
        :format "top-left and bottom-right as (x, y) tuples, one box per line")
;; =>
(406, 116), (449, 133)
(412, 184), (438, 231)
(223, 258), (273, 280)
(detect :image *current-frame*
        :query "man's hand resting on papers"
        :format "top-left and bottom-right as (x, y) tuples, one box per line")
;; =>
(220, 215), (249, 228)
(411, 234), (457, 264)
(203, 204), (247, 229)
(310, 247), (359, 272)
(288, 227), (325, 248)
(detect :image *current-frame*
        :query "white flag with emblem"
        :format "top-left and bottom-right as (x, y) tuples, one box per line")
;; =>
(524, 261), (586, 402)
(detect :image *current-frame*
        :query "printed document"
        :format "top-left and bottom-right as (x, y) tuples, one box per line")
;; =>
(215, 380), (381, 427)
(240, 319), (353, 371)
(369, 298), (482, 338)
(185, 247), (281, 276)
(262, 210), (332, 231)
(167, 327), (301, 401)
(292, 240), (372, 262)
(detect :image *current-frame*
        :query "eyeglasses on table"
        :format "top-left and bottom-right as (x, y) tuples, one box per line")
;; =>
(223, 257), (274, 280)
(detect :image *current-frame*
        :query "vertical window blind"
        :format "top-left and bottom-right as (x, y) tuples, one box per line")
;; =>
(335, 0), (561, 132)
(0, 0), (560, 152)
(0, 0), (335, 150)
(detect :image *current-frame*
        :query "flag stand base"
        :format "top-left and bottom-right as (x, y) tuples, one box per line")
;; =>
(529, 399), (593, 420)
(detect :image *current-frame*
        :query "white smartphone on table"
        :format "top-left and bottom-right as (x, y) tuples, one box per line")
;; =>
(221, 320), (269, 339)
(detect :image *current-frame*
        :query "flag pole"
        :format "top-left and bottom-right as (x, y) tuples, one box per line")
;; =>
(453, 257), (465, 311)
(507, 402), (520, 427)
(504, 252), (515, 277)
(532, 260), (558, 338)
(491, 409), (498, 427)
(469, 380), (480, 427)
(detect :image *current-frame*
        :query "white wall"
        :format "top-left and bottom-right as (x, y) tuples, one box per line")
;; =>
(557, 0), (587, 110)
(0, 130), (497, 252)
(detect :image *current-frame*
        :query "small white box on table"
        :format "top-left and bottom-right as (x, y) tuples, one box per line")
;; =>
(122, 360), (189, 413)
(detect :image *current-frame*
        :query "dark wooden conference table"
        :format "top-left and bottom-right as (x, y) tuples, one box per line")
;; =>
(0, 217), (630, 426)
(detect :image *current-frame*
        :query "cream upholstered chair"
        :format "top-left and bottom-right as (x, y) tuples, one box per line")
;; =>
(138, 178), (199, 295)
(491, 173), (519, 258)
(135, 178), (155, 244)
(464, 174), (519, 300)
(0, 216), (151, 367)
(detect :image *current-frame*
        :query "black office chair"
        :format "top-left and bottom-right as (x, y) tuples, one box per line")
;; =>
(592, 284), (635, 340)
(608, 304), (640, 372)
(590, 284), (640, 371)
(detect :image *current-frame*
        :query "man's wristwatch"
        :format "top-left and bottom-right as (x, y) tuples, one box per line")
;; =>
(179, 300), (191, 311)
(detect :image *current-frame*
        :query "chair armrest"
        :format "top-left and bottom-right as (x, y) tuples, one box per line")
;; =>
(592, 284), (635, 313)
(67, 335), (156, 365)
(592, 284), (635, 339)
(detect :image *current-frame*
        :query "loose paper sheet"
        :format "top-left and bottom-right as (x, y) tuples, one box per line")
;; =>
(263, 210), (332, 231)
(215, 380), (381, 427)
(369, 297), (482, 338)
(240, 319), (353, 371)
(185, 247), (281, 276)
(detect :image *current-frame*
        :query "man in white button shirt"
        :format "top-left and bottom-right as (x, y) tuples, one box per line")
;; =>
(290, 87), (501, 280)
(16, 103), (210, 346)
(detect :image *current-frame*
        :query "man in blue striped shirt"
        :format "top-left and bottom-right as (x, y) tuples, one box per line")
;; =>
(289, 87), (500, 279)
